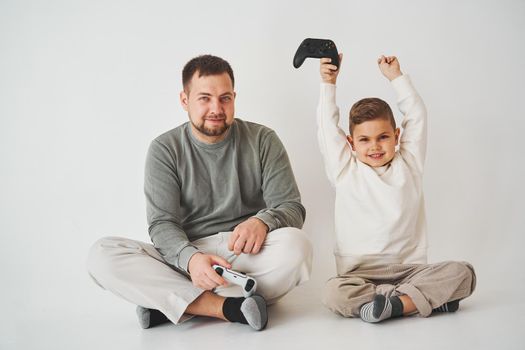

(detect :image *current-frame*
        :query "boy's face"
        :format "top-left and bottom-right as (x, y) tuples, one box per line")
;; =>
(347, 119), (400, 167)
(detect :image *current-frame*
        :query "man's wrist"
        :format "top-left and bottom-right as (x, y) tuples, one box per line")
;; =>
(180, 245), (201, 274)
(251, 217), (269, 233)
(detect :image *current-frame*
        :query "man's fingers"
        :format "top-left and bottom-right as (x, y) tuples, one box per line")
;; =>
(211, 255), (231, 269)
(227, 232), (238, 251)
(194, 274), (214, 290)
(243, 237), (255, 254)
(233, 238), (246, 255)
(251, 237), (264, 254)
(206, 268), (227, 287)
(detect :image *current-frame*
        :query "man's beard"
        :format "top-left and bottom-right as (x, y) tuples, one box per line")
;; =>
(191, 115), (231, 137)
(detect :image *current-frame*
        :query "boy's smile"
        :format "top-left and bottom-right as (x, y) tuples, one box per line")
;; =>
(347, 119), (400, 167)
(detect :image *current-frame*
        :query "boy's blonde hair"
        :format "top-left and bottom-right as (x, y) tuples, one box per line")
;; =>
(349, 98), (396, 135)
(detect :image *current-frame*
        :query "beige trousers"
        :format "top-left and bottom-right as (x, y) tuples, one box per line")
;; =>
(323, 261), (476, 317)
(87, 227), (312, 324)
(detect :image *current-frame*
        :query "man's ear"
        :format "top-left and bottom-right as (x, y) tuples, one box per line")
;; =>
(394, 127), (400, 145)
(347, 135), (355, 151)
(180, 91), (189, 111)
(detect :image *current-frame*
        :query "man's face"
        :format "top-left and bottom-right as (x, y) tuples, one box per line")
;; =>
(347, 119), (400, 167)
(180, 72), (235, 143)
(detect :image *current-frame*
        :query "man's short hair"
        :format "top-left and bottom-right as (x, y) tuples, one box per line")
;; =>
(182, 55), (235, 93)
(349, 97), (396, 135)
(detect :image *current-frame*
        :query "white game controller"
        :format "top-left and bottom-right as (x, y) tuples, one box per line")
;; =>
(212, 264), (257, 297)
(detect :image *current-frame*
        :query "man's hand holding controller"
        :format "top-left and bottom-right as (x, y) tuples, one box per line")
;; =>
(187, 252), (231, 290)
(213, 265), (257, 297)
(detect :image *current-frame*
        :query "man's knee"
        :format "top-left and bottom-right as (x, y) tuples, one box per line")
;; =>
(86, 236), (140, 281)
(268, 227), (312, 263)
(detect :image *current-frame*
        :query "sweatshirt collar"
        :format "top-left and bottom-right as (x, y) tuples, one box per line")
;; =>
(186, 120), (236, 150)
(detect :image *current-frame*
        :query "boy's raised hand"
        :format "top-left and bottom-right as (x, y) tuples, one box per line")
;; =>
(320, 53), (343, 84)
(378, 55), (402, 81)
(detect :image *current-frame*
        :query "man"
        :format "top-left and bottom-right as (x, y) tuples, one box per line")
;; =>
(87, 55), (312, 331)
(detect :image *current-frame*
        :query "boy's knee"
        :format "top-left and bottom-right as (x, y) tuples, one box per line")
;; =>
(445, 261), (475, 281)
(322, 277), (363, 317)
(454, 261), (476, 292)
(323, 273), (379, 317)
(322, 277), (345, 310)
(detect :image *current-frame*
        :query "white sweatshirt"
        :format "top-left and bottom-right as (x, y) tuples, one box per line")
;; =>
(317, 75), (428, 275)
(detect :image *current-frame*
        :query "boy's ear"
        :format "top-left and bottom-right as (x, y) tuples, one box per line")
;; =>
(394, 128), (400, 145)
(347, 135), (355, 151)
(180, 91), (189, 111)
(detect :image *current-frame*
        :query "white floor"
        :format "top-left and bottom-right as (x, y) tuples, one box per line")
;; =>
(5, 276), (524, 350)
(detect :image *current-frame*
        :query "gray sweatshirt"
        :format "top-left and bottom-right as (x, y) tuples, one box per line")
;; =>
(144, 119), (305, 273)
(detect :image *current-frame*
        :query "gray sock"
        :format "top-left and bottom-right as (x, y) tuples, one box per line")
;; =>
(433, 300), (460, 313)
(136, 306), (170, 329)
(240, 295), (268, 331)
(359, 294), (400, 323)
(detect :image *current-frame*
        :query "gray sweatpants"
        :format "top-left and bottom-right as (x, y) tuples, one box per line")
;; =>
(87, 228), (312, 324)
(323, 261), (476, 317)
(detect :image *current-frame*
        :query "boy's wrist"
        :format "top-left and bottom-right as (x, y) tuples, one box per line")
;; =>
(322, 78), (337, 84)
(388, 71), (403, 81)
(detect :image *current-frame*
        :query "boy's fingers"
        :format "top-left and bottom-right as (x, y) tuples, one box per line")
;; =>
(320, 57), (332, 64)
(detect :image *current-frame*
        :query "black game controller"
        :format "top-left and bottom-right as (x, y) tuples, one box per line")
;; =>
(293, 38), (339, 69)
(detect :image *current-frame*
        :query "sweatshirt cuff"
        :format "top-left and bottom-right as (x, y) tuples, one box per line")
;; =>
(254, 211), (277, 232)
(177, 244), (200, 274)
(320, 83), (337, 103)
(391, 74), (415, 100)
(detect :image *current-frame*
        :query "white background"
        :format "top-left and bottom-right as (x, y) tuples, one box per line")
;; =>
(1, 0), (524, 348)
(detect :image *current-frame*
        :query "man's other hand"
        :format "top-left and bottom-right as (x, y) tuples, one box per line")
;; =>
(228, 217), (269, 255)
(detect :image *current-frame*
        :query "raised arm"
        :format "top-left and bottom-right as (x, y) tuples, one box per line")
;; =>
(317, 54), (353, 186)
(378, 55), (427, 173)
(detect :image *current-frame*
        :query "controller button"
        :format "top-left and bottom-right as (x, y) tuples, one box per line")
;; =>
(245, 279), (255, 291)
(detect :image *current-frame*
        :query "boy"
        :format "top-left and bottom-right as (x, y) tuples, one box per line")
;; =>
(317, 54), (476, 323)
